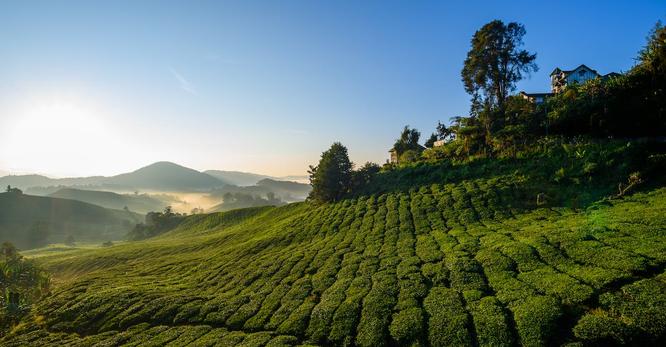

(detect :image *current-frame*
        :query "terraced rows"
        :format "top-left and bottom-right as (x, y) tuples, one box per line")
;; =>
(3, 179), (666, 346)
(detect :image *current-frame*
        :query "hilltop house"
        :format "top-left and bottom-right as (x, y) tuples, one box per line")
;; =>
(552, 64), (600, 93)
(520, 64), (620, 104)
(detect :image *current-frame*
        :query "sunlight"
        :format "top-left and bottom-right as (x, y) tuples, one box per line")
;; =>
(1, 93), (117, 175)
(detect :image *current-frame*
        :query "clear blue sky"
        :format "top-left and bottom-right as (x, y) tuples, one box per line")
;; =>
(0, 0), (664, 177)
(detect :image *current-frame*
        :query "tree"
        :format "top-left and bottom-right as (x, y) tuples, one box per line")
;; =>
(308, 142), (353, 203)
(351, 162), (381, 190)
(0, 242), (50, 324)
(393, 126), (422, 156)
(462, 20), (537, 142)
(5, 185), (22, 194)
(436, 121), (454, 141)
(637, 21), (666, 76)
(424, 133), (438, 148)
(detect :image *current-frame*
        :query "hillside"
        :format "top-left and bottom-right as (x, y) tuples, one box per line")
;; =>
(0, 192), (143, 250)
(1, 140), (666, 346)
(48, 188), (168, 214)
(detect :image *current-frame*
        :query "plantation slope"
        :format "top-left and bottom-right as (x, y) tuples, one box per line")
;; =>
(2, 181), (666, 346)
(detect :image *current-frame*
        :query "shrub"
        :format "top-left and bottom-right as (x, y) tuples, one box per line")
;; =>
(423, 287), (471, 346)
(389, 307), (424, 344)
(510, 295), (562, 346)
(469, 296), (514, 346)
(573, 313), (635, 345)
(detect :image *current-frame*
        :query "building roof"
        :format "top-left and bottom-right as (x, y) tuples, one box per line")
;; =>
(520, 91), (553, 97)
(603, 72), (622, 78)
(549, 64), (599, 76)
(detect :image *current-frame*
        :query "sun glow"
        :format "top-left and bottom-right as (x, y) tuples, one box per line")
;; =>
(0, 92), (125, 176)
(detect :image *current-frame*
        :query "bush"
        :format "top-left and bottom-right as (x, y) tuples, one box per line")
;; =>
(510, 295), (562, 346)
(423, 287), (471, 346)
(573, 313), (635, 344)
(469, 296), (514, 346)
(389, 307), (424, 344)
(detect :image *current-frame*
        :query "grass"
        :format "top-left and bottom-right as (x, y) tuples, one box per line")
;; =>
(1, 139), (666, 346)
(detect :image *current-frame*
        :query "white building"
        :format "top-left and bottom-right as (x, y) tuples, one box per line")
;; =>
(550, 64), (601, 93)
(520, 64), (620, 103)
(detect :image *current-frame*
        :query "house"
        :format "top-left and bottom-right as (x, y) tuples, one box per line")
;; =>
(433, 140), (446, 147)
(519, 91), (552, 105)
(550, 64), (619, 93)
(519, 64), (621, 103)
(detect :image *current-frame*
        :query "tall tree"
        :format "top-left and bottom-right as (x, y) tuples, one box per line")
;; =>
(462, 20), (537, 142)
(308, 142), (353, 203)
(462, 20), (537, 110)
(637, 21), (666, 76)
(393, 125), (422, 155)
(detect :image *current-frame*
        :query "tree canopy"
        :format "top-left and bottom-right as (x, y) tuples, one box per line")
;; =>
(462, 20), (537, 111)
(308, 142), (353, 203)
(393, 126), (422, 154)
(0, 242), (50, 329)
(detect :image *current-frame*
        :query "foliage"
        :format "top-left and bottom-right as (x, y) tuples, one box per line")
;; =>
(1, 141), (666, 346)
(126, 206), (185, 241)
(308, 142), (353, 203)
(0, 242), (50, 334)
(392, 126), (422, 158)
(424, 133), (438, 148)
(418, 20), (666, 165)
(461, 19), (537, 145)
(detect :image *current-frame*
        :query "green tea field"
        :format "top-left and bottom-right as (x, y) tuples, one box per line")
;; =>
(3, 141), (666, 346)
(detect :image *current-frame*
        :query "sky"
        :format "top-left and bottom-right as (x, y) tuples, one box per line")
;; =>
(0, 0), (664, 177)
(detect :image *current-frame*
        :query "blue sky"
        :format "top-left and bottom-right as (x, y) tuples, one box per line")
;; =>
(0, 0), (664, 177)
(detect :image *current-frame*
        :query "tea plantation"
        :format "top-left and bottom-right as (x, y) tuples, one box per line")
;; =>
(2, 141), (666, 346)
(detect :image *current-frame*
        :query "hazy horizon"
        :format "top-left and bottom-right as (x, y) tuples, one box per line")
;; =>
(0, 161), (308, 180)
(1, 0), (664, 177)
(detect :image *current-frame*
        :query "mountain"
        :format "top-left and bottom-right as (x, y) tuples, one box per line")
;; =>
(0, 162), (225, 192)
(0, 163), (306, 195)
(48, 188), (168, 214)
(105, 161), (224, 191)
(4, 140), (666, 345)
(204, 170), (271, 186)
(0, 191), (142, 249)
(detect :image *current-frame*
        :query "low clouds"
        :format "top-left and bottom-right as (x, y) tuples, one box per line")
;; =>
(169, 67), (197, 95)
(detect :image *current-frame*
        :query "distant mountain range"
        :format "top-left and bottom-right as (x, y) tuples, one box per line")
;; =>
(0, 191), (142, 249)
(0, 162), (309, 193)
